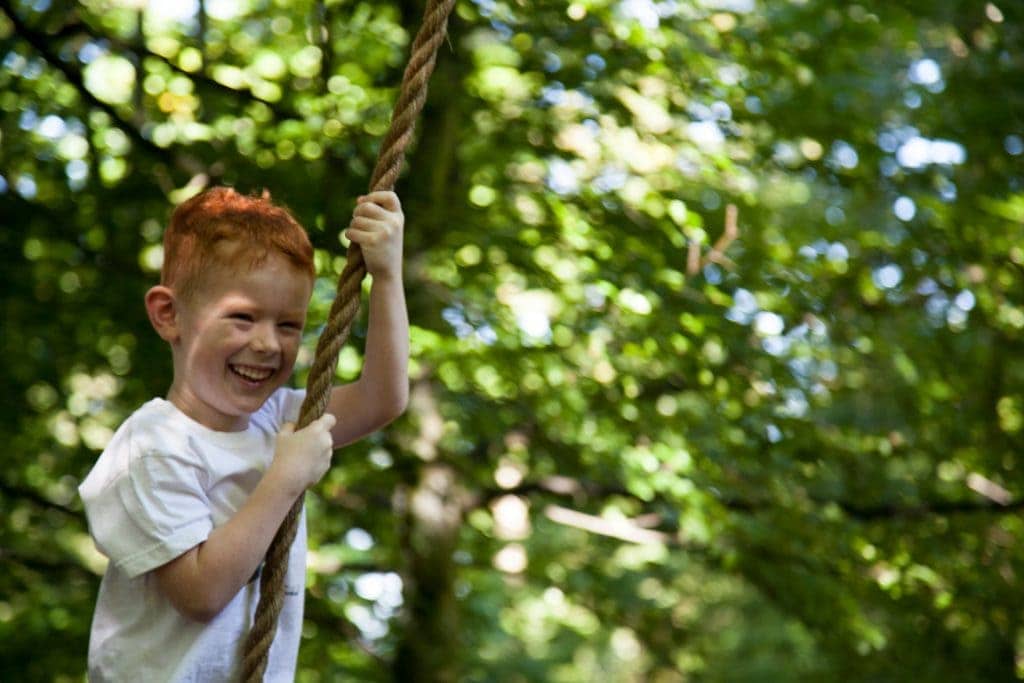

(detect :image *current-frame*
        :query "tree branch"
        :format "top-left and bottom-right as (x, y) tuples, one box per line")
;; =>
(55, 16), (300, 121)
(470, 474), (1024, 523)
(720, 492), (1024, 520)
(0, 0), (200, 173)
(0, 547), (95, 581)
(0, 479), (81, 519)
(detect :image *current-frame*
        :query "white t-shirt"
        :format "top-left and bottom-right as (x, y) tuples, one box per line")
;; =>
(79, 388), (307, 682)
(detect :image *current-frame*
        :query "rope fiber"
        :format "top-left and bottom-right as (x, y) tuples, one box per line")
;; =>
(241, 0), (456, 677)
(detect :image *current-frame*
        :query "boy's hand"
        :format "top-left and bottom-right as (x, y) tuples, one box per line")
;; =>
(268, 414), (337, 495)
(345, 191), (404, 281)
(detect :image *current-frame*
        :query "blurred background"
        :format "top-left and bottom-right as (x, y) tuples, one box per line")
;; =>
(2, 0), (1023, 680)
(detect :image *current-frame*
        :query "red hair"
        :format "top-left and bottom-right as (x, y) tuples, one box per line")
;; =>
(161, 186), (315, 300)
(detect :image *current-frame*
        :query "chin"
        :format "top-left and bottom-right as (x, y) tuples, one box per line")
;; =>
(240, 390), (277, 411)
(219, 393), (273, 421)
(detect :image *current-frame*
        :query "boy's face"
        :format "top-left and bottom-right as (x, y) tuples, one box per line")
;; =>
(168, 250), (313, 431)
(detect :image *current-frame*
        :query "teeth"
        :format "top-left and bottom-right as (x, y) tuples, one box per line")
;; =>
(231, 365), (274, 381)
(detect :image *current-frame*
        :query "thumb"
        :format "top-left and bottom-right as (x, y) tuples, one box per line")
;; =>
(318, 413), (337, 431)
(279, 421), (296, 435)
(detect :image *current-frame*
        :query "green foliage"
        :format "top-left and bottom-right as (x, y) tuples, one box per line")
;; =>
(2, 0), (1023, 680)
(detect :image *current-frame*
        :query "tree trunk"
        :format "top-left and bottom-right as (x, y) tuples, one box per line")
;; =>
(391, 463), (462, 682)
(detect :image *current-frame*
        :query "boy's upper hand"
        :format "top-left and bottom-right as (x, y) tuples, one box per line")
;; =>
(345, 191), (404, 281)
(268, 414), (337, 496)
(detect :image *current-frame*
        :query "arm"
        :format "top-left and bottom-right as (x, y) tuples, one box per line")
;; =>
(327, 191), (410, 448)
(153, 415), (335, 622)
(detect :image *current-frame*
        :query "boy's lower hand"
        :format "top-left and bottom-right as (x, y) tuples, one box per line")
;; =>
(345, 191), (404, 281)
(269, 414), (337, 495)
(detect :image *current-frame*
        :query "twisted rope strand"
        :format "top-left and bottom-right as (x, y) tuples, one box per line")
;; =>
(241, 0), (455, 678)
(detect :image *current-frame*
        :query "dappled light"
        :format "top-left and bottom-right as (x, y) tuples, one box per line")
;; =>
(2, 0), (1024, 679)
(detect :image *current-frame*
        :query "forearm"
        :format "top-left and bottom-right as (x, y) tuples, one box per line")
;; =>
(325, 273), (409, 447)
(360, 273), (410, 412)
(156, 471), (302, 622)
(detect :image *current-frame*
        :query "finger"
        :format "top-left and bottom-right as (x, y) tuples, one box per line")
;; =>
(353, 202), (390, 220)
(279, 422), (296, 435)
(318, 413), (337, 430)
(358, 191), (401, 211)
(349, 214), (388, 230)
(357, 191), (399, 209)
(352, 208), (393, 226)
(345, 227), (383, 246)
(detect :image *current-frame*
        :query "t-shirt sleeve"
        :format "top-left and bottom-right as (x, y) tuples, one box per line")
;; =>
(83, 450), (214, 579)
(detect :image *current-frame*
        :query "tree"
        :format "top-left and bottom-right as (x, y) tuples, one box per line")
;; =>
(1, 0), (1022, 680)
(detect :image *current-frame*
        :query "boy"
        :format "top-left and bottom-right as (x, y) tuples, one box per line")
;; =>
(78, 186), (408, 681)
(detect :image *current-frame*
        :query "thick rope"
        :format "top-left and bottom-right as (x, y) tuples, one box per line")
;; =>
(240, 0), (456, 678)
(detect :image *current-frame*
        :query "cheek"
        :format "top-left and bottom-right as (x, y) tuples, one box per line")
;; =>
(190, 327), (234, 360)
(280, 335), (302, 365)
(217, 329), (250, 354)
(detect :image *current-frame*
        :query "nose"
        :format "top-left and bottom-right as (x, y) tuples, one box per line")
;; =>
(251, 322), (281, 354)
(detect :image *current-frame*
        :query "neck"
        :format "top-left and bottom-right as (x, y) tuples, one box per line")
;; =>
(166, 380), (249, 432)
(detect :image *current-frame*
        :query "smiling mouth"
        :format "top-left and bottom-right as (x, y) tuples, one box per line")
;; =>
(229, 364), (276, 382)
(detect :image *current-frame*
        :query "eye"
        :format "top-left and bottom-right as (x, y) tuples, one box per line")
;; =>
(229, 312), (254, 323)
(278, 321), (303, 331)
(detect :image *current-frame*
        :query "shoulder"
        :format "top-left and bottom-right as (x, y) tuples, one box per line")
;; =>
(79, 399), (206, 499)
(130, 398), (198, 447)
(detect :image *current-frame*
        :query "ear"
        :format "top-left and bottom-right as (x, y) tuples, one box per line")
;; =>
(145, 286), (181, 343)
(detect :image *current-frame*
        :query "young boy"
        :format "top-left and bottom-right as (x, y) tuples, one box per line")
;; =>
(78, 186), (408, 681)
